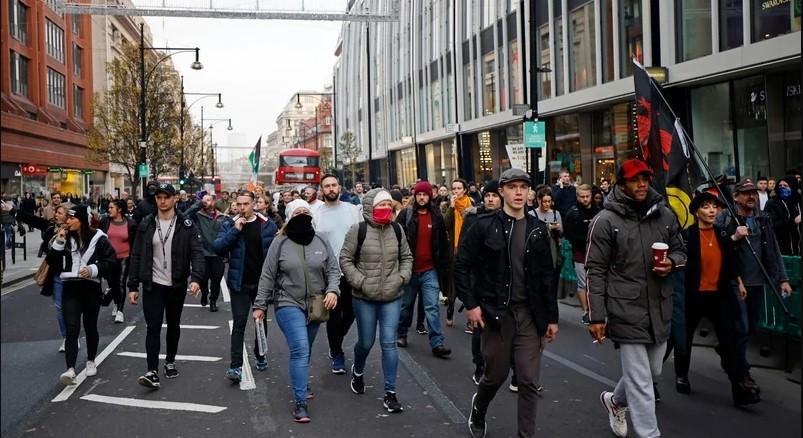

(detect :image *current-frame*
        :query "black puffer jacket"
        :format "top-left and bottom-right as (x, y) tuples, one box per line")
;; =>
(585, 185), (686, 344)
(454, 209), (557, 335)
(764, 176), (801, 256)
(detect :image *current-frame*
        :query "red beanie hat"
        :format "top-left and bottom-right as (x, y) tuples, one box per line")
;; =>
(413, 181), (433, 196)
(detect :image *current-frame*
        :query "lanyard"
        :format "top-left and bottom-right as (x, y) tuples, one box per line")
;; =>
(156, 215), (177, 269)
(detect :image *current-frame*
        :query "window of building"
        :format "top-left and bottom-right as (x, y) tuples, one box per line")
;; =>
(9, 0), (28, 44)
(619, 0), (643, 77)
(10, 51), (29, 97)
(46, 19), (65, 63)
(464, 56), (475, 120)
(719, 0), (744, 50)
(481, 0), (496, 28)
(71, 15), (80, 36)
(549, 114), (582, 182)
(733, 75), (770, 179)
(752, 0), (800, 42)
(677, 0), (713, 61)
(47, 68), (66, 108)
(498, 34), (507, 111)
(509, 39), (523, 104)
(483, 51), (496, 115)
(600, 0), (614, 83)
(569, 2), (596, 92)
(432, 78), (443, 128)
(690, 82), (736, 179)
(537, 24), (551, 99)
(73, 44), (83, 77)
(45, 0), (63, 16)
(464, 0), (473, 39)
(73, 85), (84, 118)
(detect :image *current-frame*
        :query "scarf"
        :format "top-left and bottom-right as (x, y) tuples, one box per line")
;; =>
(452, 195), (472, 251)
(285, 214), (315, 246)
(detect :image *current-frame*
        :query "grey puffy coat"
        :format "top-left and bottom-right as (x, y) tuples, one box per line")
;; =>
(585, 185), (686, 344)
(340, 188), (413, 302)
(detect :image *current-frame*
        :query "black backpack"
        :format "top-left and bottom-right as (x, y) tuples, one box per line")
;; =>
(355, 221), (402, 263)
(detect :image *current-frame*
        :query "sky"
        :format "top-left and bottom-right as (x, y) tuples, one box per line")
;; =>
(144, 0), (345, 163)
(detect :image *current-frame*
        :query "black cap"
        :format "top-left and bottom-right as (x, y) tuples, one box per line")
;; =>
(499, 168), (531, 186)
(154, 183), (176, 196)
(689, 191), (724, 214)
(482, 180), (500, 196)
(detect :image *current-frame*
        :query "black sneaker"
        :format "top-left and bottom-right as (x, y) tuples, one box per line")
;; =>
(383, 392), (403, 413)
(653, 383), (661, 402)
(432, 345), (452, 358)
(210, 302), (218, 312)
(293, 401), (311, 423)
(468, 393), (486, 438)
(416, 324), (428, 335)
(581, 312), (591, 325)
(350, 365), (365, 394)
(138, 370), (160, 389)
(201, 296), (208, 307)
(164, 362), (179, 379)
(472, 366), (483, 385)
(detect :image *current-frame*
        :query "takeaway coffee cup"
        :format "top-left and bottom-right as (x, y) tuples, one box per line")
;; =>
(651, 242), (669, 265)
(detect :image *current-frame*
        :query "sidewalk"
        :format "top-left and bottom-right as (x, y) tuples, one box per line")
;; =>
(2, 229), (43, 287)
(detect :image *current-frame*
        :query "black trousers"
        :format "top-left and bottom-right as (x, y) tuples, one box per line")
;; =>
(108, 257), (129, 312)
(326, 280), (355, 357)
(230, 283), (267, 368)
(200, 255), (224, 304)
(674, 292), (741, 384)
(62, 280), (101, 369)
(143, 283), (186, 371)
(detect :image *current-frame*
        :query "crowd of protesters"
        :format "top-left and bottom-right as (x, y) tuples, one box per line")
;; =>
(1, 160), (800, 437)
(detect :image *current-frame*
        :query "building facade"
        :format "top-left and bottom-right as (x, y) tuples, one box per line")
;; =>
(333, 0), (801, 188)
(1, 0), (97, 198)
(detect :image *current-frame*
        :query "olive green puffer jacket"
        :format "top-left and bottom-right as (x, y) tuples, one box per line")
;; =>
(339, 188), (413, 302)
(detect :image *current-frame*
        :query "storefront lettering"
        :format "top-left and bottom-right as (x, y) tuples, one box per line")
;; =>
(762, 0), (790, 10)
(786, 84), (801, 97)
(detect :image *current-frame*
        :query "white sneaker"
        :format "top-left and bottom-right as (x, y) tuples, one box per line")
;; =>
(77, 338), (81, 350)
(111, 306), (117, 317)
(600, 391), (628, 438)
(59, 338), (66, 353)
(114, 311), (124, 323)
(86, 361), (97, 377)
(59, 368), (76, 385)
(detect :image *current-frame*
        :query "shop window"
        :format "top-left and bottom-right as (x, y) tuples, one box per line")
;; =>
(476, 132), (494, 183)
(719, 0), (744, 50)
(483, 51), (496, 115)
(548, 115), (581, 183)
(733, 76), (770, 179)
(619, 0), (643, 77)
(396, 147), (418, 187)
(569, 2), (596, 92)
(752, 0), (800, 42)
(690, 82), (736, 179)
(600, 0), (614, 83)
(677, 0), (713, 61)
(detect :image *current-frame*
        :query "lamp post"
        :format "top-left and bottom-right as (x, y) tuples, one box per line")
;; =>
(522, 0), (551, 187)
(294, 92), (334, 166)
(179, 76), (223, 181)
(203, 118), (233, 181)
(139, 22), (202, 197)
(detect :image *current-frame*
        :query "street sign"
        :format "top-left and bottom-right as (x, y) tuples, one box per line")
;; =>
(512, 104), (530, 116)
(524, 120), (546, 149)
(138, 163), (149, 178)
(446, 123), (460, 133)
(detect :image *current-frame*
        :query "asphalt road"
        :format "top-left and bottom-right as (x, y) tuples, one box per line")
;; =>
(1, 280), (800, 438)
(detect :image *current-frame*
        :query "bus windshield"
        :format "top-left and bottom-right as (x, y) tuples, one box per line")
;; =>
(280, 155), (320, 167)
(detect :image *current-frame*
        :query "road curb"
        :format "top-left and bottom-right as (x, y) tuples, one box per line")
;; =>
(1, 273), (35, 289)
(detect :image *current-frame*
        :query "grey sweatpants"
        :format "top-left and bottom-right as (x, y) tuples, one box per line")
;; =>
(612, 342), (667, 438)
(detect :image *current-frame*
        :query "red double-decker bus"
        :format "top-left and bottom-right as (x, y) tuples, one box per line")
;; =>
(275, 148), (321, 186)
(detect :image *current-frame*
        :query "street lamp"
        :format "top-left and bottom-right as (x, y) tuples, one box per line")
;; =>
(139, 22), (203, 197)
(292, 92), (334, 159)
(202, 118), (233, 181)
(178, 77), (225, 182)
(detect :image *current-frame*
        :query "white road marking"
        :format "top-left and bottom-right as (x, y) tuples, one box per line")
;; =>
(115, 352), (222, 362)
(161, 324), (219, 330)
(80, 394), (226, 413)
(183, 303), (205, 308)
(228, 320), (256, 390)
(220, 278), (230, 302)
(52, 325), (136, 402)
(1, 278), (36, 295)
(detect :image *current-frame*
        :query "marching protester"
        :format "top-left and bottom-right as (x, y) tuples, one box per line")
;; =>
(185, 194), (226, 312)
(42, 193), (64, 221)
(673, 191), (760, 406)
(444, 178), (474, 326)
(530, 188), (563, 303)
(253, 199), (340, 423)
(339, 188), (413, 413)
(764, 176), (801, 256)
(214, 190), (277, 382)
(551, 169), (576, 217)
(47, 205), (117, 385)
(312, 174), (363, 375)
(98, 200), (136, 323)
(756, 176), (769, 211)
(586, 159), (686, 438)
(563, 184), (600, 325)
(394, 180), (452, 358)
(456, 169), (558, 438)
(127, 183), (205, 389)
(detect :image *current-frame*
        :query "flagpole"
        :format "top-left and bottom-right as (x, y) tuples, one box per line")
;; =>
(634, 59), (793, 319)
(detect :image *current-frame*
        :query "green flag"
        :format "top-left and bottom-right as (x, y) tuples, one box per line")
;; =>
(248, 136), (262, 181)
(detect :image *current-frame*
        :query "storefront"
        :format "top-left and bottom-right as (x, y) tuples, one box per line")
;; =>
(420, 139), (458, 186)
(391, 146), (418, 187)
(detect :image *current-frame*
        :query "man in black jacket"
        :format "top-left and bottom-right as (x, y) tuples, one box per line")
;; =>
(127, 183), (205, 390)
(395, 180), (451, 358)
(456, 168), (558, 438)
(563, 184), (600, 325)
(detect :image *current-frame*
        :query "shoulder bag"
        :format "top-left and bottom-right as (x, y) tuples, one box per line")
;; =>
(296, 243), (329, 323)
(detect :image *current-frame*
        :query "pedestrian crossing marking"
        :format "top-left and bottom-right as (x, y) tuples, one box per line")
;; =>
(220, 278), (231, 302)
(160, 324), (220, 329)
(228, 320), (256, 390)
(80, 394), (227, 413)
(116, 352), (222, 362)
(52, 325), (136, 403)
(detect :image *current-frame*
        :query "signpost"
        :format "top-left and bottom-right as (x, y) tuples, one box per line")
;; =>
(138, 163), (149, 179)
(505, 144), (527, 170)
(523, 120), (546, 149)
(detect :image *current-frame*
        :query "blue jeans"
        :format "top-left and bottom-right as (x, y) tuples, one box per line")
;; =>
(53, 277), (66, 337)
(353, 297), (401, 393)
(398, 269), (444, 348)
(275, 306), (320, 403)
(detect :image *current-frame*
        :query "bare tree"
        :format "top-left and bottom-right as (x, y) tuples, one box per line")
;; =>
(339, 131), (361, 189)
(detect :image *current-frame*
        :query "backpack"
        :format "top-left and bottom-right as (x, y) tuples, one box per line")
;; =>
(355, 221), (402, 264)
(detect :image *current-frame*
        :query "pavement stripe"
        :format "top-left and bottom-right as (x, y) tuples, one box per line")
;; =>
(543, 350), (618, 388)
(228, 320), (256, 390)
(220, 278), (231, 302)
(80, 394), (227, 413)
(1, 278), (36, 296)
(116, 352), (222, 362)
(397, 348), (467, 424)
(160, 324), (219, 329)
(184, 303), (205, 308)
(52, 325), (136, 402)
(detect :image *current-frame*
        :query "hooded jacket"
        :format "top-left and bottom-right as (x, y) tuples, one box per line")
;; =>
(339, 188), (414, 302)
(585, 185), (686, 344)
(764, 176), (801, 256)
(213, 212), (277, 293)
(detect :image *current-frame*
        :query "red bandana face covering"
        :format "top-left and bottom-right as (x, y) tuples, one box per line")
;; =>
(373, 207), (393, 225)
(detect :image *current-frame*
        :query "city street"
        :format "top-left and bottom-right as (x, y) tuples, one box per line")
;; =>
(1, 278), (800, 438)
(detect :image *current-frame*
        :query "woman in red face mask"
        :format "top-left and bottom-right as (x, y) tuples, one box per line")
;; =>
(338, 188), (414, 413)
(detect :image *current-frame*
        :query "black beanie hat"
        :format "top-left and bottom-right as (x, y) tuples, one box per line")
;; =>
(67, 204), (90, 226)
(482, 180), (500, 197)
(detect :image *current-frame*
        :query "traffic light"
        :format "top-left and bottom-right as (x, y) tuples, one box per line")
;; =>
(179, 167), (186, 186)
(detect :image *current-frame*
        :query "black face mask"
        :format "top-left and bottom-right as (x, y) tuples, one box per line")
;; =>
(285, 214), (315, 245)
